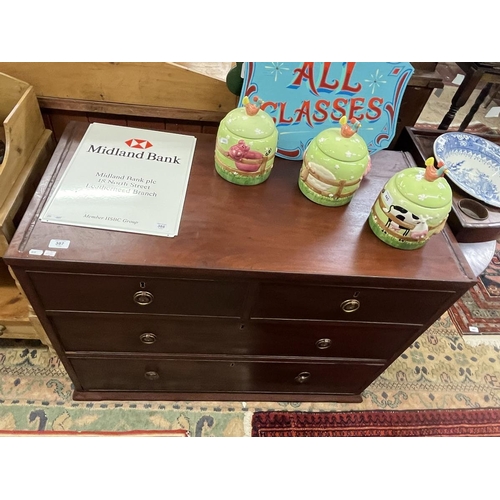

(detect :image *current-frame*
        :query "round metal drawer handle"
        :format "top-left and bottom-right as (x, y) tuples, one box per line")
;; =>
(316, 338), (332, 349)
(139, 332), (157, 345)
(144, 371), (160, 381)
(0, 324), (6, 336)
(133, 291), (154, 306)
(340, 298), (360, 313)
(295, 371), (311, 384)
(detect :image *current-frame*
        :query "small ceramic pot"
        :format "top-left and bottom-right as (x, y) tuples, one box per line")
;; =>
(368, 157), (452, 250)
(298, 116), (371, 206)
(215, 96), (278, 186)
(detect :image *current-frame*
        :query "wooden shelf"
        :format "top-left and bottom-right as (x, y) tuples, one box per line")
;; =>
(0, 264), (33, 338)
(0, 71), (54, 346)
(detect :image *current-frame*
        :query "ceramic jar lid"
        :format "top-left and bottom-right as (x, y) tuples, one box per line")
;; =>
(224, 97), (277, 140)
(316, 126), (369, 163)
(393, 167), (452, 210)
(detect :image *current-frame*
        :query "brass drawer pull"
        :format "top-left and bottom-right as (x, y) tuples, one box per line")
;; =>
(316, 338), (332, 349)
(340, 298), (360, 313)
(139, 332), (157, 345)
(133, 291), (154, 306)
(295, 371), (311, 384)
(0, 324), (6, 336)
(144, 371), (159, 381)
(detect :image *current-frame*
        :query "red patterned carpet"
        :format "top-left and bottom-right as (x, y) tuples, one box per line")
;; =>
(448, 241), (500, 345)
(252, 408), (500, 437)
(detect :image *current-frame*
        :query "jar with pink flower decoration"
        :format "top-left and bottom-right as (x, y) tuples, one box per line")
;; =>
(215, 95), (278, 186)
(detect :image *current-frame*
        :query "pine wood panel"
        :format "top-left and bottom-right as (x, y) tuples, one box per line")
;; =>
(0, 74), (47, 207)
(0, 264), (32, 336)
(0, 129), (54, 254)
(0, 63), (238, 114)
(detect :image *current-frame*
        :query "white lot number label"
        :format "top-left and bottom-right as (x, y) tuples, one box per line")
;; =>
(48, 239), (70, 249)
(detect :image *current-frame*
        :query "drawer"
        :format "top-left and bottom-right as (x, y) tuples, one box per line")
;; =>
(247, 320), (420, 360)
(69, 357), (385, 395)
(27, 271), (248, 317)
(252, 283), (454, 325)
(51, 313), (419, 361)
(52, 314), (242, 354)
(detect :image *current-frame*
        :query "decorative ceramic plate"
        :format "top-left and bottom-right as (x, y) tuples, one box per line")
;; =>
(433, 132), (500, 208)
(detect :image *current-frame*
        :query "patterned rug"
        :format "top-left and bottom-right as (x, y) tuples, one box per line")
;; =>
(0, 429), (189, 436)
(252, 407), (500, 436)
(1, 312), (500, 437)
(448, 241), (500, 347)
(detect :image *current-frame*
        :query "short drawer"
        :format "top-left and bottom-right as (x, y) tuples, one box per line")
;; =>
(51, 314), (242, 354)
(251, 283), (454, 325)
(247, 320), (420, 360)
(69, 357), (385, 395)
(27, 271), (248, 317)
(50, 314), (418, 360)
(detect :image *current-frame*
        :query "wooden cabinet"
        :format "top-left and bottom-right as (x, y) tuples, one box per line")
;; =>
(0, 72), (55, 345)
(4, 122), (475, 402)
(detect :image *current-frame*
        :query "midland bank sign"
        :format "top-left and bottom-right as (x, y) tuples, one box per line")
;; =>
(238, 62), (414, 160)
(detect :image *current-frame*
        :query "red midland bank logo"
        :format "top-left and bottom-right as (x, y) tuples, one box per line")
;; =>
(125, 138), (153, 149)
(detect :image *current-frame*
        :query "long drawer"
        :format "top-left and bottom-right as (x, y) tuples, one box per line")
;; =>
(27, 271), (248, 317)
(69, 357), (385, 395)
(51, 314), (419, 360)
(252, 283), (454, 324)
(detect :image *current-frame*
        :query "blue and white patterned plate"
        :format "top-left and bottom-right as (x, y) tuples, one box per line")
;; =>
(433, 132), (500, 208)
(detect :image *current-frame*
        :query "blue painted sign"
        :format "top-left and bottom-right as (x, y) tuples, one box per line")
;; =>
(238, 62), (414, 160)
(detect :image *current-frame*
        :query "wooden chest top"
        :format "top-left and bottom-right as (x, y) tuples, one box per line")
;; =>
(4, 121), (474, 288)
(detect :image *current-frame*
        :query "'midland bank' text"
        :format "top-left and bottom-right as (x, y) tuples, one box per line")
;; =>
(87, 145), (181, 164)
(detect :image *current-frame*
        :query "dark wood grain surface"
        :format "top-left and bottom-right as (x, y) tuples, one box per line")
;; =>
(5, 121), (474, 286)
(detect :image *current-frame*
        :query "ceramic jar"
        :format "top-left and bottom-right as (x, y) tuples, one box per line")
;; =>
(298, 116), (371, 206)
(214, 96), (278, 186)
(368, 157), (452, 250)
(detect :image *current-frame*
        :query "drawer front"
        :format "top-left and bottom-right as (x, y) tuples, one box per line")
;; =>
(28, 272), (247, 317)
(69, 357), (385, 395)
(51, 314), (419, 360)
(247, 320), (419, 360)
(52, 315), (242, 354)
(252, 283), (453, 324)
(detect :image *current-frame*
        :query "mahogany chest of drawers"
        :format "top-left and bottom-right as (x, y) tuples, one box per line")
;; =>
(4, 122), (476, 402)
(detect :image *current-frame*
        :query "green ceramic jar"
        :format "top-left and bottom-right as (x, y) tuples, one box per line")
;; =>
(368, 157), (452, 250)
(215, 96), (278, 186)
(298, 116), (370, 206)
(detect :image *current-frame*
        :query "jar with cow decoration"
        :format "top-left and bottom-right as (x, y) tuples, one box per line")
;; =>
(368, 157), (452, 250)
(298, 116), (371, 207)
(215, 95), (278, 186)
